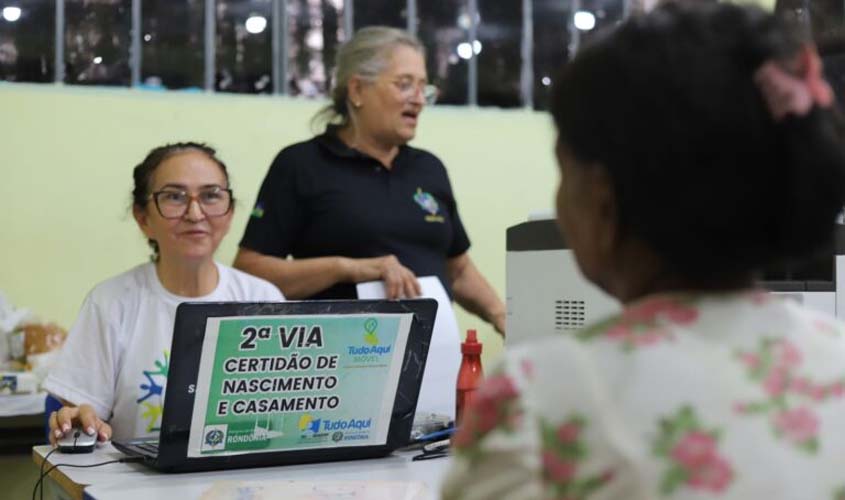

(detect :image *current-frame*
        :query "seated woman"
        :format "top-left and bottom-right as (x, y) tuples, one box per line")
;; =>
(443, 3), (845, 499)
(44, 143), (284, 443)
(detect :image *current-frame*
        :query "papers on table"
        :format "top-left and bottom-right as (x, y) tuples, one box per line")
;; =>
(356, 277), (461, 419)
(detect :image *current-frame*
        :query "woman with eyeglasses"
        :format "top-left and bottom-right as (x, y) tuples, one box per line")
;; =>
(44, 143), (283, 444)
(233, 26), (505, 419)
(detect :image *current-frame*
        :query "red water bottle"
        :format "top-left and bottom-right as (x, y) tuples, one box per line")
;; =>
(456, 329), (483, 426)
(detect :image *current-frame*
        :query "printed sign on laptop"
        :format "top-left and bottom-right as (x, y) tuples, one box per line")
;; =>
(186, 313), (413, 458)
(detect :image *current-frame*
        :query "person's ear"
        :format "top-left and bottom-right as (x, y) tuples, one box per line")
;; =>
(347, 75), (365, 109)
(586, 165), (619, 257)
(133, 205), (154, 240)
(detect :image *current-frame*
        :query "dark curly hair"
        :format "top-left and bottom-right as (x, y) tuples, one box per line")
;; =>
(551, 1), (845, 282)
(132, 142), (232, 262)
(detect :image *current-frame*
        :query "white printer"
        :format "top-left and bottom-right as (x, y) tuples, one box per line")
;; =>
(506, 217), (620, 346)
(506, 219), (845, 346)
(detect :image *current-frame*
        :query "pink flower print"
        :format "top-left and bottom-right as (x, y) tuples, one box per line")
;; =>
(632, 329), (670, 346)
(621, 298), (669, 322)
(663, 306), (698, 323)
(671, 431), (717, 468)
(542, 451), (576, 483)
(830, 381), (845, 397)
(809, 384), (827, 402)
(789, 376), (811, 395)
(449, 424), (474, 449)
(813, 318), (840, 336)
(474, 374), (519, 407)
(687, 456), (734, 493)
(451, 374), (520, 450)
(749, 290), (772, 305)
(606, 324), (632, 340)
(763, 367), (789, 397)
(622, 297), (698, 325)
(605, 323), (671, 347)
(773, 340), (802, 369)
(520, 358), (535, 380)
(556, 422), (581, 444)
(733, 402), (749, 414)
(773, 407), (819, 445)
(507, 411), (524, 429)
(739, 352), (760, 369)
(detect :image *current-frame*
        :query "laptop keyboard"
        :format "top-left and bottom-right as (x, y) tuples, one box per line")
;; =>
(133, 441), (159, 455)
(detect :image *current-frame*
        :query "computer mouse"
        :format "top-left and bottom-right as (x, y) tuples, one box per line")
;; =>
(56, 427), (97, 453)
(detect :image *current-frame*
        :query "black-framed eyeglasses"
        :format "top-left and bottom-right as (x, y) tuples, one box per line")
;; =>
(147, 186), (233, 219)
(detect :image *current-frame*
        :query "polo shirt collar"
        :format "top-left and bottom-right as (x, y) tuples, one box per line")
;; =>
(317, 125), (411, 165)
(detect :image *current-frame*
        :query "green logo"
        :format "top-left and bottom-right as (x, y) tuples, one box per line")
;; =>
(363, 318), (379, 345)
(250, 203), (265, 219)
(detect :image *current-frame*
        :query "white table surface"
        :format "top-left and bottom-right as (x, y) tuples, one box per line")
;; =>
(34, 444), (450, 500)
(0, 391), (45, 416)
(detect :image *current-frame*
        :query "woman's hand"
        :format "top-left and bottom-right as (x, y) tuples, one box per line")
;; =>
(348, 255), (421, 299)
(49, 403), (112, 446)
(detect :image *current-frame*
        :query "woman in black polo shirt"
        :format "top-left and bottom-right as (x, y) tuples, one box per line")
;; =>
(234, 26), (505, 418)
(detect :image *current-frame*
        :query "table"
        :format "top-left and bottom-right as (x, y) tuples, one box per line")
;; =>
(0, 392), (45, 417)
(32, 444), (450, 500)
(1, 393), (46, 454)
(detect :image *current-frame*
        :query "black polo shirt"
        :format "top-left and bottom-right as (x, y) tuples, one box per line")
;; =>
(240, 127), (471, 300)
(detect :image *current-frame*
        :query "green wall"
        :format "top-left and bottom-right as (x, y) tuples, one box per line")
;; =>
(0, 83), (559, 365)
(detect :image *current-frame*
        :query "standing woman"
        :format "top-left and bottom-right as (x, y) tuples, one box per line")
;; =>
(234, 27), (505, 417)
(45, 143), (284, 443)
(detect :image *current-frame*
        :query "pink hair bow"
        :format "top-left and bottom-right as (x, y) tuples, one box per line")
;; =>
(753, 44), (834, 122)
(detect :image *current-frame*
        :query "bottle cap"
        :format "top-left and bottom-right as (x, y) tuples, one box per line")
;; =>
(461, 329), (482, 355)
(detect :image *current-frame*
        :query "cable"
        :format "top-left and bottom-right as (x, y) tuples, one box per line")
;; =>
(34, 447), (58, 500)
(33, 453), (143, 500)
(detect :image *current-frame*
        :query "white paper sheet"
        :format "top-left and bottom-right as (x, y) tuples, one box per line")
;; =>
(356, 276), (460, 419)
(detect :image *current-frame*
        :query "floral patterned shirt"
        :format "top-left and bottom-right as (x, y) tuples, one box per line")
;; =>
(442, 291), (845, 500)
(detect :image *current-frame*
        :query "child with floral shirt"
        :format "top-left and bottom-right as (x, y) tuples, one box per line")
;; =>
(443, 3), (845, 499)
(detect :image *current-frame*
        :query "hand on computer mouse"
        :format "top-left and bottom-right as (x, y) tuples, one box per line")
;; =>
(56, 426), (98, 453)
(48, 403), (112, 446)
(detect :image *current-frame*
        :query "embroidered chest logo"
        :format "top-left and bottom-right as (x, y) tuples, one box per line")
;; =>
(413, 188), (444, 223)
(250, 202), (265, 219)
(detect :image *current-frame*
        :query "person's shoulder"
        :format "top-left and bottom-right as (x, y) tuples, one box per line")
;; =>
(404, 144), (446, 169)
(85, 263), (154, 307)
(499, 335), (594, 388)
(277, 135), (322, 156)
(508, 334), (591, 366)
(775, 296), (845, 342)
(219, 263), (285, 301)
(267, 136), (324, 174)
(273, 136), (324, 163)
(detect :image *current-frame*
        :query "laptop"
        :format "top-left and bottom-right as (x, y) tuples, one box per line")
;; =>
(114, 298), (437, 472)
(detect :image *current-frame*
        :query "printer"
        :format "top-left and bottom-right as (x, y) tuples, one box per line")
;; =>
(506, 218), (845, 345)
(506, 217), (620, 346)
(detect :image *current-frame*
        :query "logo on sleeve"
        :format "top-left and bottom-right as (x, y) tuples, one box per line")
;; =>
(413, 188), (444, 223)
(250, 202), (265, 219)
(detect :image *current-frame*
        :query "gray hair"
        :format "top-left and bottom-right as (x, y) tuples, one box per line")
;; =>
(312, 26), (425, 130)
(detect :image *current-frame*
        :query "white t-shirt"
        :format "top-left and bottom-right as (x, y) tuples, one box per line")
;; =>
(43, 262), (284, 441)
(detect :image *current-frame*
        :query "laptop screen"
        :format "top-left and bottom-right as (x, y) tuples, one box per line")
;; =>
(186, 312), (413, 457)
(159, 299), (437, 467)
